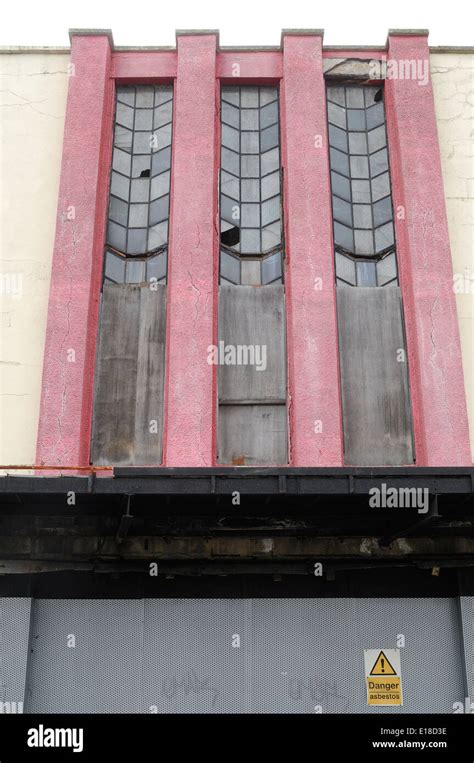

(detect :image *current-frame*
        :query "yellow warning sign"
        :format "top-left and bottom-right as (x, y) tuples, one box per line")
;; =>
(369, 650), (397, 676)
(364, 648), (403, 706)
(366, 677), (402, 706)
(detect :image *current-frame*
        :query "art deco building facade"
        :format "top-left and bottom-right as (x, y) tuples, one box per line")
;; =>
(0, 28), (473, 713)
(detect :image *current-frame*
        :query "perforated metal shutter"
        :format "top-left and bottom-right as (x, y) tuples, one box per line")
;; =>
(20, 597), (465, 714)
(25, 599), (144, 714)
(460, 596), (474, 701)
(0, 597), (31, 709)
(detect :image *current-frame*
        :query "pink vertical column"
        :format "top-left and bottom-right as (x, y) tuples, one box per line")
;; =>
(281, 32), (344, 466)
(162, 33), (218, 466)
(36, 31), (114, 468)
(386, 31), (471, 465)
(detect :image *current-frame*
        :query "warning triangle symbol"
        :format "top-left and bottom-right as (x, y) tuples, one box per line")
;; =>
(370, 650), (397, 676)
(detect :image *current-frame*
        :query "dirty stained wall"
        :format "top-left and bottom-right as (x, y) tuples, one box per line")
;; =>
(0, 51), (70, 469)
(431, 52), (474, 459)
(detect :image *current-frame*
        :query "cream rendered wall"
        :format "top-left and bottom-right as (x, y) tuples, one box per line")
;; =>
(0, 51), (70, 470)
(431, 51), (474, 461)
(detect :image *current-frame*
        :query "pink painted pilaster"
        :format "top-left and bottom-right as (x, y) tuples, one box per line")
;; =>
(162, 33), (218, 466)
(281, 33), (344, 466)
(386, 31), (471, 465)
(36, 32), (114, 467)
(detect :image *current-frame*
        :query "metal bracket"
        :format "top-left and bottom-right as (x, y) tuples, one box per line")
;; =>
(116, 494), (134, 543)
(380, 494), (439, 547)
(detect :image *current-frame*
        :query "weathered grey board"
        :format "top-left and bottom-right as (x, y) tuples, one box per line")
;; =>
(336, 286), (414, 466)
(133, 286), (167, 464)
(92, 285), (140, 465)
(218, 404), (288, 465)
(92, 283), (166, 466)
(218, 285), (286, 403)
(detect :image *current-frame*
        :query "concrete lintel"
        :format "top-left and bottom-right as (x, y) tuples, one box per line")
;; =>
(323, 58), (385, 79)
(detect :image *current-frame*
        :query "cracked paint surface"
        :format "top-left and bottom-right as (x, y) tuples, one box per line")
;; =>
(35, 36), (113, 469)
(162, 35), (218, 466)
(281, 36), (344, 465)
(385, 35), (471, 465)
(431, 52), (474, 459)
(0, 52), (69, 472)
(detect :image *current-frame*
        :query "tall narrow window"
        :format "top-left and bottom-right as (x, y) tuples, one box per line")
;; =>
(327, 83), (414, 465)
(217, 86), (288, 464)
(91, 85), (173, 465)
(220, 85), (284, 285)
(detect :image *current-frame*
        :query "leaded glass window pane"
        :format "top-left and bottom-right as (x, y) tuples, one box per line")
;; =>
(104, 85), (173, 284)
(327, 83), (399, 287)
(219, 85), (284, 285)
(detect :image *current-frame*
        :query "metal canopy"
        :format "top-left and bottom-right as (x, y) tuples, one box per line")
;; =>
(0, 468), (472, 544)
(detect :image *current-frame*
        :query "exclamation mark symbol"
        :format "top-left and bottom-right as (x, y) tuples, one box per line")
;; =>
(381, 658), (385, 673)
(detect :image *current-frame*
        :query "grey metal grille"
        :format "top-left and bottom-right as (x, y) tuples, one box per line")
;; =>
(142, 599), (247, 713)
(25, 599), (144, 714)
(0, 597), (31, 709)
(326, 84), (398, 288)
(19, 597), (465, 714)
(251, 597), (463, 713)
(460, 597), (474, 701)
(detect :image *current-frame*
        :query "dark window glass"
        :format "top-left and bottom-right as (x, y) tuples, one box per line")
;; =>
(104, 85), (173, 283)
(327, 83), (399, 288)
(219, 85), (284, 284)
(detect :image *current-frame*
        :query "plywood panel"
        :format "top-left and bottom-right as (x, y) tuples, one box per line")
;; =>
(92, 285), (140, 465)
(133, 287), (167, 464)
(92, 283), (166, 465)
(218, 285), (286, 403)
(218, 404), (288, 465)
(337, 286), (414, 465)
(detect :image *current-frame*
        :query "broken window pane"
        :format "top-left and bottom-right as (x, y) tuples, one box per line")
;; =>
(103, 87), (173, 287)
(219, 85), (284, 284)
(326, 84), (398, 286)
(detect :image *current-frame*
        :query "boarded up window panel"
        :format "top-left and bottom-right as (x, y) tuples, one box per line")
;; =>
(336, 287), (414, 466)
(217, 285), (288, 465)
(218, 405), (288, 465)
(92, 284), (166, 466)
(218, 285), (286, 403)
